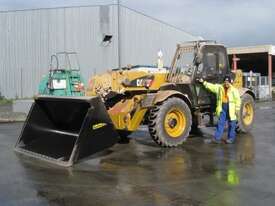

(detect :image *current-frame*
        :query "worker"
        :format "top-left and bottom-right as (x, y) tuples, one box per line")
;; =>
(198, 75), (241, 144)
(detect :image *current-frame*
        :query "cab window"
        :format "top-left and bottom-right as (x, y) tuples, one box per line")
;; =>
(201, 46), (228, 78)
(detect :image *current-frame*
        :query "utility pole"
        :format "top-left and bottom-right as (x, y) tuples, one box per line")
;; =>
(117, 0), (121, 69)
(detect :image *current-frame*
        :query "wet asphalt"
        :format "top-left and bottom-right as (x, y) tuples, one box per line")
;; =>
(0, 101), (275, 206)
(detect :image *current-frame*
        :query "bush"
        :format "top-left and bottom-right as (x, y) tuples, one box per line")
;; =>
(0, 91), (3, 100)
(0, 91), (12, 105)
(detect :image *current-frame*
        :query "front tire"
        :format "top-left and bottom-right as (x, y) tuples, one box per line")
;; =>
(236, 93), (255, 133)
(148, 97), (192, 147)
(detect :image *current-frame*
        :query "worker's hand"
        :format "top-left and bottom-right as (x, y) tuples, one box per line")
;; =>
(196, 78), (204, 84)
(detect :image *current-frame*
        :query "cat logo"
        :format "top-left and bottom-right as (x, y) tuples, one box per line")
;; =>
(92, 123), (107, 130)
(136, 79), (146, 87)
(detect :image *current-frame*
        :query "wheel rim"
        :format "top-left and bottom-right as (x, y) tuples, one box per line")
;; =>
(164, 108), (186, 138)
(242, 102), (254, 126)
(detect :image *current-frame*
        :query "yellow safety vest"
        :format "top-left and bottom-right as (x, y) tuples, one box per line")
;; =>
(203, 82), (241, 121)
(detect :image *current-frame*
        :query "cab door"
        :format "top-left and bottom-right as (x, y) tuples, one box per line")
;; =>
(195, 45), (228, 106)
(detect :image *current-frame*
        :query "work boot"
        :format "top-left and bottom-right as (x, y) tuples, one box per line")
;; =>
(204, 138), (221, 144)
(225, 139), (234, 144)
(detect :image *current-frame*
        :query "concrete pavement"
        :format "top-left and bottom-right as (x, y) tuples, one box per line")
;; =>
(0, 101), (274, 206)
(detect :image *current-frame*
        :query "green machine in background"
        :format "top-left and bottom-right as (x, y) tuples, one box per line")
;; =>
(38, 52), (85, 96)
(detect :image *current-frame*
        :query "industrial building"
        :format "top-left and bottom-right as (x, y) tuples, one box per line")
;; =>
(0, 4), (198, 98)
(228, 45), (275, 98)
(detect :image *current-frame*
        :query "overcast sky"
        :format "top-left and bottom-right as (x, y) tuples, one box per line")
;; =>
(0, 0), (274, 47)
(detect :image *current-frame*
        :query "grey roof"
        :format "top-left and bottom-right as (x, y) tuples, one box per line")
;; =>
(227, 45), (275, 55)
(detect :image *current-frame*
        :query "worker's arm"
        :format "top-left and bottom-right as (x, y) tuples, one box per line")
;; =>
(202, 81), (220, 94)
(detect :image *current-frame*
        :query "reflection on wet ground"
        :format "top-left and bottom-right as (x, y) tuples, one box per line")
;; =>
(0, 101), (275, 206)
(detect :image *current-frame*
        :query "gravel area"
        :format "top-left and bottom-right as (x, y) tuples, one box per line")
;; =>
(0, 103), (26, 122)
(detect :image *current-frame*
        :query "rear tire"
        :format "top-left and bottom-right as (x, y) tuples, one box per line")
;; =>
(236, 93), (255, 133)
(148, 97), (192, 147)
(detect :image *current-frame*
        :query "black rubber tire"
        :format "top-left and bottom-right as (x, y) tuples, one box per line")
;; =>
(236, 93), (255, 133)
(148, 97), (192, 147)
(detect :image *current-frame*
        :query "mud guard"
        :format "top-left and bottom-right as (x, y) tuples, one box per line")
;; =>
(153, 90), (191, 107)
(238, 87), (256, 99)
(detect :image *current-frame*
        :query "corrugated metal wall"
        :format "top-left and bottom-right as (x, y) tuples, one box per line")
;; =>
(0, 5), (198, 98)
(119, 6), (197, 67)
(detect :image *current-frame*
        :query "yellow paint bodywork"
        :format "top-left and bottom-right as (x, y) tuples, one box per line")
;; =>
(107, 95), (148, 131)
(86, 67), (168, 96)
(85, 67), (168, 132)
(232, 69), (243, 89)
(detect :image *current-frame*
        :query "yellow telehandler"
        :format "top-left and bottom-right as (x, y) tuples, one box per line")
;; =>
(15, 41), (255, 166)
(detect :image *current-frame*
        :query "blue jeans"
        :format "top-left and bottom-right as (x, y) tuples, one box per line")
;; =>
(214, 103), (236, 142)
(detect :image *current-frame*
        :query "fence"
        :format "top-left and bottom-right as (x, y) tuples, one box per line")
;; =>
(243, 72), (271, 100)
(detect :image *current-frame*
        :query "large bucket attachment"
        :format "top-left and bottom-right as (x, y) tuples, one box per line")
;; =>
(14, 96), (118, 167)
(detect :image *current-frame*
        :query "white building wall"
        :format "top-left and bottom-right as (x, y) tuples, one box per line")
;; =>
(120, 6), (197, 67)
(0, 5), (198, 98)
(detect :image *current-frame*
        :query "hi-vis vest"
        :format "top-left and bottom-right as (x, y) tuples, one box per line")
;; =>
(203, 82), (241, 121)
